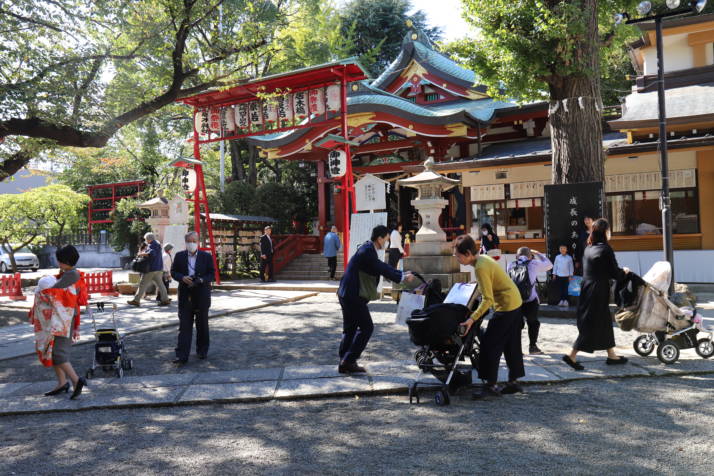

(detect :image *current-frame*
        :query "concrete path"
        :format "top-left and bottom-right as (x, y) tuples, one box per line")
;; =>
(0, 289), (316, 361)
(2, 350), (712, 416)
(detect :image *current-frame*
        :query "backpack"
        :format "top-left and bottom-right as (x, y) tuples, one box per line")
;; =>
(509, 260), (533, 301)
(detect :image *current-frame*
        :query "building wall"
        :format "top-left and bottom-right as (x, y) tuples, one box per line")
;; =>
(643, 32), (694, 75)
(697, 149), (714, 249)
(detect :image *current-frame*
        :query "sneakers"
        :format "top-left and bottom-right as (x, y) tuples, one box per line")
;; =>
(529, 344), (543, 355)
(338, 362), (367, 374)
(158, 300), (171, 306)
(126, 300), (140, 307)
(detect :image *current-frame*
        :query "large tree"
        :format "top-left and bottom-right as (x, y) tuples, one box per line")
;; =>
(451, 0), (643, 185)
(339, 0), (442, 74)
(0, 0), (290, 181)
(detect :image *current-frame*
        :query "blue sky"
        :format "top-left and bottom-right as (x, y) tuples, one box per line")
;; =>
(409, 0), (474, 42)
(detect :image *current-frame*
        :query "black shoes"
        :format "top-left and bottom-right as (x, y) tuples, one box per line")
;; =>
(70, 377), (86, 400)
(606, 356), (628, 365)
(472, 384), (502, 400)
(338, 362), (367, 374)
(562, 355), (585, 371)
(172, 358), (188, 365)
(197, 353), (207, 360)
(529, 344), (543, 355)
(44, 382), (70, 396)
(500, 382), (524, 395)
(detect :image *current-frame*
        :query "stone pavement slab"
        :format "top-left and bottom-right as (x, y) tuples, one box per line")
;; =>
(179, 381), (277, 403)
(275, 376), (371, 399)
(193, 367), (282, 385)
(282, 364), (342, 380)
(0, 289), (317, 361)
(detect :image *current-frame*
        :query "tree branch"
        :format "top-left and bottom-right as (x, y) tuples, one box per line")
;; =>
(0, 7), (64, 32)
(0, 147), (33, 181)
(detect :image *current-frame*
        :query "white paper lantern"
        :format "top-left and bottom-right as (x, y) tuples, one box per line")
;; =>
(235, 103), (249, 133)
(327, 149), (347, 178)
(326, 85), (341, 112)
(309, 88), (326, 116)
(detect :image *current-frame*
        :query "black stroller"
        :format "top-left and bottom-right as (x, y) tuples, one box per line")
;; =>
(85, 302), (134, 379)
(405, 280), (481, 406)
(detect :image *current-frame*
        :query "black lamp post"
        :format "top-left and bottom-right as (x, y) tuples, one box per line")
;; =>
(615, 0), (708, 295)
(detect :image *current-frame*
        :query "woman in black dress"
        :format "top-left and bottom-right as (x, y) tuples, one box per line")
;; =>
(563, 218), (630, 370)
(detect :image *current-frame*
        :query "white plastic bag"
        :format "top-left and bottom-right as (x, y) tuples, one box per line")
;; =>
(395, 292), (425, 325)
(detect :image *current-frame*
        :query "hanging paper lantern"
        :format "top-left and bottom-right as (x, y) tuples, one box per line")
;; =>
(235, 103), (249, 133)
(248, 101), (263, 132)
(263, 100), (278, 129)
(293, 91), (308, 122)
(194, 108), (210, 136)
(309, 88), (326, 116)
(277, 95), (294, 128)
(326, 85), (341, 112)
(208, 107), (222, 132)
(220, 106), (236, 133)
(327, 149), (347, 178)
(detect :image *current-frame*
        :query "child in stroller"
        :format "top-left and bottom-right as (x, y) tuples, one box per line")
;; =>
(616, 261), (714, 364)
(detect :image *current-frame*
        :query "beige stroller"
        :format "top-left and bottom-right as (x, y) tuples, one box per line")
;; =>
(616, 262), (713, 364)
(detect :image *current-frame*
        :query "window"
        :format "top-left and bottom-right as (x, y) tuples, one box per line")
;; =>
(606, 188), (699, 235)
(471, 199), (544, 240)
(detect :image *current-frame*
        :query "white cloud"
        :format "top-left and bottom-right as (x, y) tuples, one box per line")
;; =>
(409, 0), (476, 42)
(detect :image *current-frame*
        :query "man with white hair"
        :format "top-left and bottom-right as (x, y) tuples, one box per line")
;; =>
(128, 232), (170, 307)
(170, 231), (215, 364)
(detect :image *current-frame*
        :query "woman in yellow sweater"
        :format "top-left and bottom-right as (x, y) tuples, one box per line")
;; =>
(454, 235), (525, 399)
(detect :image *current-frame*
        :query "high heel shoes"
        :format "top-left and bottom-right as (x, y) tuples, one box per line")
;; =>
(44, 382), (70, 396)
(70, 377), (86, 400)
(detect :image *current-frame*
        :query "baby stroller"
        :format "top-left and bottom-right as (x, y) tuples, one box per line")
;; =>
(85, 302), (134, 379)
(616, 262), (714, 364)
(406, 282), (481, 406)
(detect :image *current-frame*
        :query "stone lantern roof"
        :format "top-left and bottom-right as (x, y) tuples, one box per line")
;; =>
(398, 157), (460, 199)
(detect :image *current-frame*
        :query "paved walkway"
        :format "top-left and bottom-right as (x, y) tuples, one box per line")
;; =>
(0, 289), (317, 361)
(1, 350), (713, 416)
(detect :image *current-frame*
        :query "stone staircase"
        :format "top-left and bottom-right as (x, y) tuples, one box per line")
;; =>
(277, 253), (344, 281)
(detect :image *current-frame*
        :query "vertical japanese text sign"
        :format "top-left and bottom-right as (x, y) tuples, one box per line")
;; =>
(544, 182), (603, 263)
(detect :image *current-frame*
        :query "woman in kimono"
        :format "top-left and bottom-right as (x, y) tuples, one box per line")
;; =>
(29, 245), (88, 398)
(563, 219), (630, 370)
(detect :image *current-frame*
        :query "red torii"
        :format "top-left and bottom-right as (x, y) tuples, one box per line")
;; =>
(176, 59), (369, 280)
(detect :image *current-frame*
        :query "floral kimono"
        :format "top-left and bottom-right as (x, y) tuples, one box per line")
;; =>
(28, 272), (88, 367)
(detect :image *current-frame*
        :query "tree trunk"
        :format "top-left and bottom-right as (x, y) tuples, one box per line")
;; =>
(548, 0), (604, 185)
(229, 140), (245, 182)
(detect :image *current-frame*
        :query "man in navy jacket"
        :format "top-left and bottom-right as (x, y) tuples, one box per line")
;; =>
(337, 225), (414, 374)
(128, 232), (170, 307)
(170, 231), (215, 364)
(259, 225), (275, 282)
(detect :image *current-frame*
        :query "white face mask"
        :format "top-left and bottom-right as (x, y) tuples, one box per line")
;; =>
(482, 230), (488, 236)
(186, 242), (198, 253)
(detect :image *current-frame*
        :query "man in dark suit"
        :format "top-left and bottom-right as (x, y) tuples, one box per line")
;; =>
(259, 225), (275, 282)
(170, 231), (215, 365)
(337, 225), (414, 374)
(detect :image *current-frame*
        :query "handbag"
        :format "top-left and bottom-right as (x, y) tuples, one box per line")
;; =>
(395, 292), (425, 325)
(358, 270), (379, 302)
(131, 256), (150, 274)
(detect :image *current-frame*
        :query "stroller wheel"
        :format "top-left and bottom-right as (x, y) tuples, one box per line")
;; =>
(657, 340), (680, 365)
(633, 335), (656, 356)
(695, 338), (714, 359)
(434, 387), (450, 406)
(116, 366), (124, 378)
(85, 369), (94, 380)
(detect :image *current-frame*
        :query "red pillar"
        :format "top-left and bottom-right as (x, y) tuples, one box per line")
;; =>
(340, 67), (354, 265)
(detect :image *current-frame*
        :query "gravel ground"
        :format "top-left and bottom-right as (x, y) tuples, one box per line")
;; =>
(0, 294), (666, 384)
(0, 374), (712, 475)
(0, 307), (27, 327)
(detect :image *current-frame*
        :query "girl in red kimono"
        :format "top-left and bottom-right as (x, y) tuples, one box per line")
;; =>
(28, 245), (88, 399)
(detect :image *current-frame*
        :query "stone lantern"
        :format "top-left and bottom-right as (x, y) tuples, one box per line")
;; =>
(139, 191), (189, 252)
(398, 157), (470, 288)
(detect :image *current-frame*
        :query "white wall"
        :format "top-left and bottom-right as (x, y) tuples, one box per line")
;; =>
(643, 32), (693, 75)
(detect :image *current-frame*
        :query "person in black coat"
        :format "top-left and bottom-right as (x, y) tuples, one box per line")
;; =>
(337, 225), (415, 374)
(170, 231), (215, 364)
(479, 222), (500, 254)
(259, 225), (275, 282)
(563, 218), (630, 370)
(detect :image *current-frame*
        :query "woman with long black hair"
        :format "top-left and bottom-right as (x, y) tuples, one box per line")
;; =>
(563, 218), (630, 370)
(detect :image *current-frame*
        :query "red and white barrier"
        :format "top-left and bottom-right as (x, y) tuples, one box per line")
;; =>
(85, 270), (119, 297)
(0, 272), (26, 300)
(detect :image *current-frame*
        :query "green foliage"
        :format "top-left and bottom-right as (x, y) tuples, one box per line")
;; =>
(339, 0), (442, 74)
(221, 181), (258, 215)
(448, 0), (643, 102)
(110, 198), (150, 255)
(0, 185), (89, 270)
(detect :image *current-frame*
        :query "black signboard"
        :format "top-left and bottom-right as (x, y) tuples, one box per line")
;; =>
(544, 181), (603, 266)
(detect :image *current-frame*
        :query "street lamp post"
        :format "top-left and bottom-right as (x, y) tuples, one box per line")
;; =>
(615, 0), (708, 295)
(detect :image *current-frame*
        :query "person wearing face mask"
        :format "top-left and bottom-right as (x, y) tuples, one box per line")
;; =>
(336, 225), (415, 374)
(563, 218), (631, 371)
(479, 223), (500, 254)
(170, 231), (215, 365)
